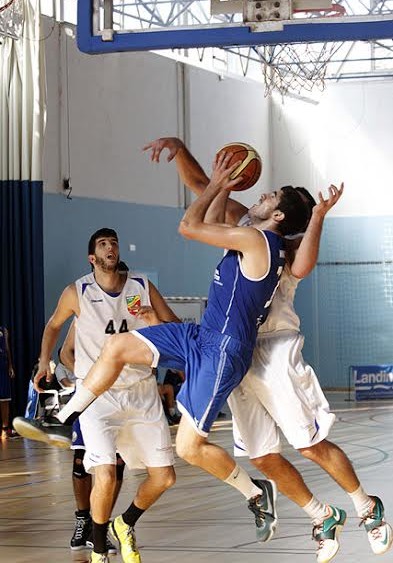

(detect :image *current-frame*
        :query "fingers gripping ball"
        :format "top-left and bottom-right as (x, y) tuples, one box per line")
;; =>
(216, 142), (262, 191)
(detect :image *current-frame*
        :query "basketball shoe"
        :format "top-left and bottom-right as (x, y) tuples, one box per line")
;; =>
(90, 552), (109, 563)
(312, 505), (346, 563)
(12, 416), (72, 448)
(360, 496), (393, 555)
(110, 515), (141, 562)
(70, 512), (92, 550)
(248, 478), (278, 543)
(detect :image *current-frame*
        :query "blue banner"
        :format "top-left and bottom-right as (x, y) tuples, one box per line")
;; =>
(352, 365), (393, 401)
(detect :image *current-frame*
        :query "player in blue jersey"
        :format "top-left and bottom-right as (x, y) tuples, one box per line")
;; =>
(14, 152), (310, 547)
(145, 137), (393, 563)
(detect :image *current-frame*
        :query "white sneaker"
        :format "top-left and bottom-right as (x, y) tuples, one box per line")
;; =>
(361, 496), (393, 555)
(312, 506), (347, 563)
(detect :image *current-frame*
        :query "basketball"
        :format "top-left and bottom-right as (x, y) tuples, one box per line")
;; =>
(216, 142), (262, 191)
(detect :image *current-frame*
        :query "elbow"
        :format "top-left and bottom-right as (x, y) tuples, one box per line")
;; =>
(290, 266), (311, 280)
(178, 220), (193, 239)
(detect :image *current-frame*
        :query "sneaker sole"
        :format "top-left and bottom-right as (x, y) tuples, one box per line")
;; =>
(109, 521), (140, 561)
(70, 544), (93, 551)
(318, 523), (345, 563)
(13, 418), (71, 449)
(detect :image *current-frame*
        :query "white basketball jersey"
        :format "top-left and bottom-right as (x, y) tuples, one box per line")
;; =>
(74, 272), (152, 388)
(259, 265), (300, 334)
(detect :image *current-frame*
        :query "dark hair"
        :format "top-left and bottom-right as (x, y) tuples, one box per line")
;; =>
(276, 186), (310, 236)
(295, 186), (316, 227)
(118, 260), (129, 272)
(88, 228), (118, 255)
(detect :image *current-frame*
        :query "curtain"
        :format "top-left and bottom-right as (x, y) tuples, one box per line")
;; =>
(0, 0), (46, 415)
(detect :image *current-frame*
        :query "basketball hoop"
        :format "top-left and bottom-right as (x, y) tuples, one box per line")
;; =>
(0, 0), (24, 40)
(254, 4), (346, 97)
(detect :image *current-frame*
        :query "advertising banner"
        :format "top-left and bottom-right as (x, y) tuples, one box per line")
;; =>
(352, 365), (393, 401)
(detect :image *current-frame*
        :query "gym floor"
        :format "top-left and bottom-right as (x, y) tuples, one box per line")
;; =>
(1, 392), (392, 563)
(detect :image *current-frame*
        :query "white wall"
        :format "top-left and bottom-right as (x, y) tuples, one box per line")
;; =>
(42, 25), (271, 208)
(271, 80), (393, 217)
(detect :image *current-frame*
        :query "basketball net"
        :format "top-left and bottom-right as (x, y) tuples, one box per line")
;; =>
(257, 5), (345, 97)
(0, 0), (24, 40)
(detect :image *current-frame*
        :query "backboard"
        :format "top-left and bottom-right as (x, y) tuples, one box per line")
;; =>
(77, 0), (393, 54)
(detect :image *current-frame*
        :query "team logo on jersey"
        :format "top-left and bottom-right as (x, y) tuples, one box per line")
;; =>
(213, 268), (223, 286)
(126, 295), (141, 316)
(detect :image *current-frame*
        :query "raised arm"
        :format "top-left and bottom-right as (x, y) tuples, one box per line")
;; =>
(143, 137), (248, 224)
(178, 152), (269, 279)
(290, 183), (344, 279)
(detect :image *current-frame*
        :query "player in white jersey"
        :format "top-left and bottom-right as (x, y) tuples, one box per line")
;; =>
(144, 138), (393, 563)
(14, 154), (312, 550)
(15, 228), (179, 563)
(56, 322), (120, 553)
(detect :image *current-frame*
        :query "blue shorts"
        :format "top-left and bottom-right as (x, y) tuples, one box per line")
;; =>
(134, 323), (253, 435)
(71, 418), (85, 449)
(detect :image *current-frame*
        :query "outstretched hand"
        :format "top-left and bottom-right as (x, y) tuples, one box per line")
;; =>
(313, 182), (344, 217)
(210, 151), (243, 192)
(142, 137), (184, 163)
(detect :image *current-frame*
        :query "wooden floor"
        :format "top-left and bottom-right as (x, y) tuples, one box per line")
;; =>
(2, 393), (393, 563)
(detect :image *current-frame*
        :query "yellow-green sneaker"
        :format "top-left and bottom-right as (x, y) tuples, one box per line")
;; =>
(110, 515), (141, 563)
(90, 551), (109, 562)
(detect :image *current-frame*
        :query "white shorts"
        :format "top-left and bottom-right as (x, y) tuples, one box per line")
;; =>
(78, 376), (174, 473)
(227, 331), (336, 458)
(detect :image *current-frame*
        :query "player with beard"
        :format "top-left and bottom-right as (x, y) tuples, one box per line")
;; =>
(19, 228), (179, 563)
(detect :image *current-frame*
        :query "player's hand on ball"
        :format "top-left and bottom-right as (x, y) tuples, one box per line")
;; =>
(210, 151), (244, 191)
(143, 137), (184, 163)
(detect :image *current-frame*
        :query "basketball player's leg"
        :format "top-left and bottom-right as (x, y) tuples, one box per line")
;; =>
(299, 439), (393, 555)
(176, 342), (278, 548)
(111, 386), (175, 561)
(13, 332), (154, 444)
(79, 395), (125, 558)
(229, 337), (347, 562)
(109, 466), (174, 563)
(250, 332), (391, 557)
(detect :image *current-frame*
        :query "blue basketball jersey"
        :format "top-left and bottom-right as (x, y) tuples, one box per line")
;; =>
(201, 230), (285, 347)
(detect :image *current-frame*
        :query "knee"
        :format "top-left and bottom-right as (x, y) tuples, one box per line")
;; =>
(176, 440), (200, 466)
(251, 453), (281, 473)
(299, 442), (324, 461)
(101, 334), (125, 361)
(94, 466), (117, 493)
(158, 467), (176, 491)
(116, 454), (125, 482)
(73, 449), (88, 479)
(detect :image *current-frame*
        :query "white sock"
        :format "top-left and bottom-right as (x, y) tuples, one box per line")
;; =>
(348, 485), (373, 517)
(224, 465), (261, 499)
(57, 386), (97, 423)
(303, 496), (328, 525)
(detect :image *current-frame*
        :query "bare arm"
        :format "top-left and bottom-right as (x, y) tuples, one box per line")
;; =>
(179, 153), (269, 279)
(291, 183), (344, 279)
(144, 137), (248, 224)
(59, 320), (75, 373)
(34, 284), (79, 391)
(148, 281), (181, 323)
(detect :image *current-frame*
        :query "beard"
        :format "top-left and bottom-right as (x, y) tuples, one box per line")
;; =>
(94, 256), (119, 272)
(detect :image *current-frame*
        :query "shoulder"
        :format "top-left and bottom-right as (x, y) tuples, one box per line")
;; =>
(126, 272), (149, 291)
